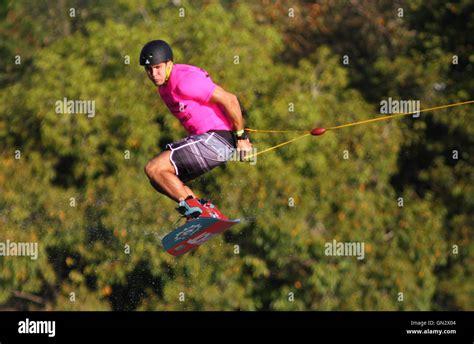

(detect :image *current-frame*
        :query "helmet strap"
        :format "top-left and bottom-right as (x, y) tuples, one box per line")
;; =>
(165, 62), (173, 82)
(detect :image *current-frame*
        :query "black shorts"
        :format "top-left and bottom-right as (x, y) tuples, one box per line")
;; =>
(166, 130), (236, 183)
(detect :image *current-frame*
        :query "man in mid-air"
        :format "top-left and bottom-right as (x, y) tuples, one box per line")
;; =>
(140, 40), (252, 219)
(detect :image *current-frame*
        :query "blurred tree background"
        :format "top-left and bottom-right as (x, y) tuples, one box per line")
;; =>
(0, 0), (472, 311)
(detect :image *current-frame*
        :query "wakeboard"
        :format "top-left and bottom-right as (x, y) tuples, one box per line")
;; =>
(162, 210), (240, 256)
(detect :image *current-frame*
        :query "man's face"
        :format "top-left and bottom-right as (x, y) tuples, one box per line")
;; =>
(145, 61), (171, 86)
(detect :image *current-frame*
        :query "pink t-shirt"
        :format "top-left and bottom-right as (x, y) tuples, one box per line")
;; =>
(158, 64), (233, 135)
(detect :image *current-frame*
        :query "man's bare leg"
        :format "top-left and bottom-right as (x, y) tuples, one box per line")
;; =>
(149, 179), (198, 200)
(145, 150), (197, 202)
(184, 185), (197, 198)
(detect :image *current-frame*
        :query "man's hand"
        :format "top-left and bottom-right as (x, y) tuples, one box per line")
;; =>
(237, 138), (253, 161)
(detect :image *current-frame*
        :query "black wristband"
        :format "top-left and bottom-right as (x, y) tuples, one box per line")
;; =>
(235, 131), (249, 140)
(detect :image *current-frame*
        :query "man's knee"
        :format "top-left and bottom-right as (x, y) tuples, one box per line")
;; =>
(144, 160), (155, 179)
(144, 153), (173, 179)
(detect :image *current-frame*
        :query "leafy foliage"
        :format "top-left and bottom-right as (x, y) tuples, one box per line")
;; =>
(0, 0), (471, 310)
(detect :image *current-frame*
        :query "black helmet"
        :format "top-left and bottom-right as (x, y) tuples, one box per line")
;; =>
(139, 40), (173, 66)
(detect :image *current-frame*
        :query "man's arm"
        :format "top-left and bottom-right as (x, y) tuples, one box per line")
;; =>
(210, 85), (253, 159)
(209, 85), (244, 131)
